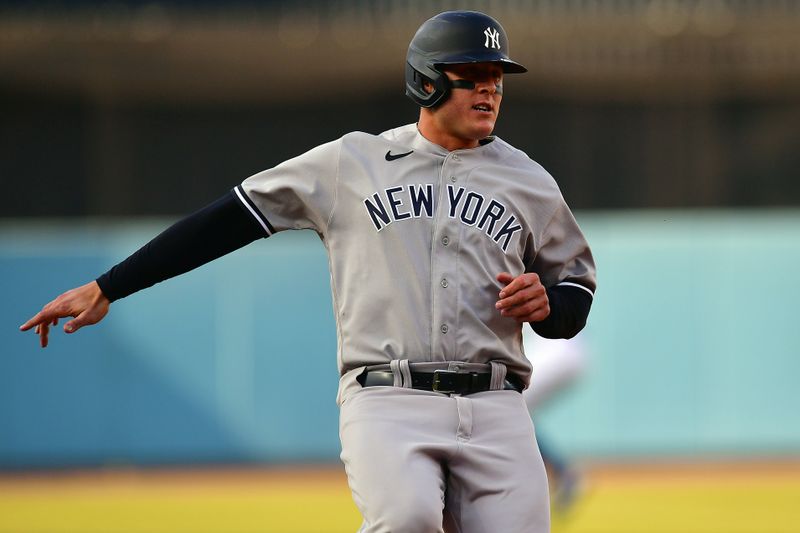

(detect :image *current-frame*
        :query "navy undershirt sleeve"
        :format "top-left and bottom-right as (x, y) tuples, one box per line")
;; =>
(530, 284), (593, 339)
(96, 190), (266, 302)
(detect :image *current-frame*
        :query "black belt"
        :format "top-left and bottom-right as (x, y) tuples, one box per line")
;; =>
(358, 368), (523, 396)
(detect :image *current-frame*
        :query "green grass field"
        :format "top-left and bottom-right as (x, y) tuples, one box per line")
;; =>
(1, 462), (798, 533)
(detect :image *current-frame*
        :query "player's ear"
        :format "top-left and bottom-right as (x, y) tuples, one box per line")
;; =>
(423, 80), (434, 94)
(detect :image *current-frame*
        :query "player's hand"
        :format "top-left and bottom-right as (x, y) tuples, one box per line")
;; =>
(495, 272), (550, 323)
(19, 281), (110, 348)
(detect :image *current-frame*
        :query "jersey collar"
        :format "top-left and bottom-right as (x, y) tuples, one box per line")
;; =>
(411, 124), (496, 156)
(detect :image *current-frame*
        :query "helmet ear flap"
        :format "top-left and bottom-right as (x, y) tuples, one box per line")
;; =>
(405, 63), (451, 108)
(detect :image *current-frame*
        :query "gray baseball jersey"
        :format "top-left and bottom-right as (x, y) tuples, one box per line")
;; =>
(235, 123), (596, 403)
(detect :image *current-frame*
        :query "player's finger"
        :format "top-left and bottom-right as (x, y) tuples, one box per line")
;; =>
(496, 291), (545, 313)
(501, 298), (550, 322)
(64, 319), (81, 334)
(64, 313), (87, 334)
(496, 284), (539, 309)
(496, 271), (515, 286)
(497, 282), (546, 310)
(39, 321), (50, 348)
(499, 289), (545, 312)
(20, 293), (68, 330)
(498, 273), (538, 299)
(64, 305), (104, 334)
(19, 311), (48, 332)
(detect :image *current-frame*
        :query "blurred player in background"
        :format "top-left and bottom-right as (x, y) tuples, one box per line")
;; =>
(523, 329), (589, 512)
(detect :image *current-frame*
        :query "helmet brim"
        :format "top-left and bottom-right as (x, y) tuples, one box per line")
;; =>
(434, 58), (528, 74)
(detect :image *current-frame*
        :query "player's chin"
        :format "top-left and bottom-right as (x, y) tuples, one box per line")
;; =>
(467, 120), (496, 140)
(470, 115), (496, 136)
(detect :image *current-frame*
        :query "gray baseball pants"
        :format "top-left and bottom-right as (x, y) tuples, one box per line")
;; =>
(339, 383), (550, 532)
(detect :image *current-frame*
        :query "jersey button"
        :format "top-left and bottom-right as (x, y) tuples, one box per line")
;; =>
(441, 278), (449, 288)
(441, 235), (450, 246)
(450, 176), (457, 183)
(440, 324), (449, 334)
(452, 154), (460, 161)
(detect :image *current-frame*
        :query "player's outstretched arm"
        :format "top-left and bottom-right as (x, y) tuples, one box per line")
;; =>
(19, 281), (110, 348)
(19, 190), (265, 348)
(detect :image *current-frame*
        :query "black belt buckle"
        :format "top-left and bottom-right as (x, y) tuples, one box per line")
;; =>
(432, 369), (458, 394)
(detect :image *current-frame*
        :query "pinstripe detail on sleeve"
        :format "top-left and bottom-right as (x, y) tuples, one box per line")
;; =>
(234, 185), (275, 236)
(556, 281), (595, 298)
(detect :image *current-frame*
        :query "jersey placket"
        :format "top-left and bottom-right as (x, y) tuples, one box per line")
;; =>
(430, 152), (463, 362)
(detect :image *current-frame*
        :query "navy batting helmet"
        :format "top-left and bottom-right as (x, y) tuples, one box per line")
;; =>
(405, 11), (527, 108)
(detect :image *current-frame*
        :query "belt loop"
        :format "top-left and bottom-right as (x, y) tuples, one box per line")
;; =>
(489, 361), (507, 390)
(389, 360), (404, 387)
(399, 360), (413, 388)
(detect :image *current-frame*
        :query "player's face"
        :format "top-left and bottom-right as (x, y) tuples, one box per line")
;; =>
(420, 62), (504, 151)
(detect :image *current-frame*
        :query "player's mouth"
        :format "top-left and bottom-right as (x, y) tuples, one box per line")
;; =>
(472, 103), (494, 114)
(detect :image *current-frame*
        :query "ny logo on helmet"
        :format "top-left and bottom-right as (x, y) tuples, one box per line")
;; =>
(484, 27), (500, 49)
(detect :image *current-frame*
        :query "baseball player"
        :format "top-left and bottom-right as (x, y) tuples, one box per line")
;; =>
(21, 11), (596, 532)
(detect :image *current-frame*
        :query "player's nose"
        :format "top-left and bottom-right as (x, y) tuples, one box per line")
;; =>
(476, 79), (500, 95)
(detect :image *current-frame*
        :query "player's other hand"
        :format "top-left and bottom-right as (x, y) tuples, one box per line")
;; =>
(19, 281), (110, 348)
(495, 272), (550, 323)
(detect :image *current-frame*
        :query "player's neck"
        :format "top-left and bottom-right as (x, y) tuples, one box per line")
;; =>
(417, 116), (480, 151)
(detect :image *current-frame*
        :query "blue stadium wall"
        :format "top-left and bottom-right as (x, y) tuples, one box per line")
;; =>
(2, 210), (799, 468)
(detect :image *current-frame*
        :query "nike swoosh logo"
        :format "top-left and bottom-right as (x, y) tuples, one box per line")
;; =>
(385, 150), (414, 161)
